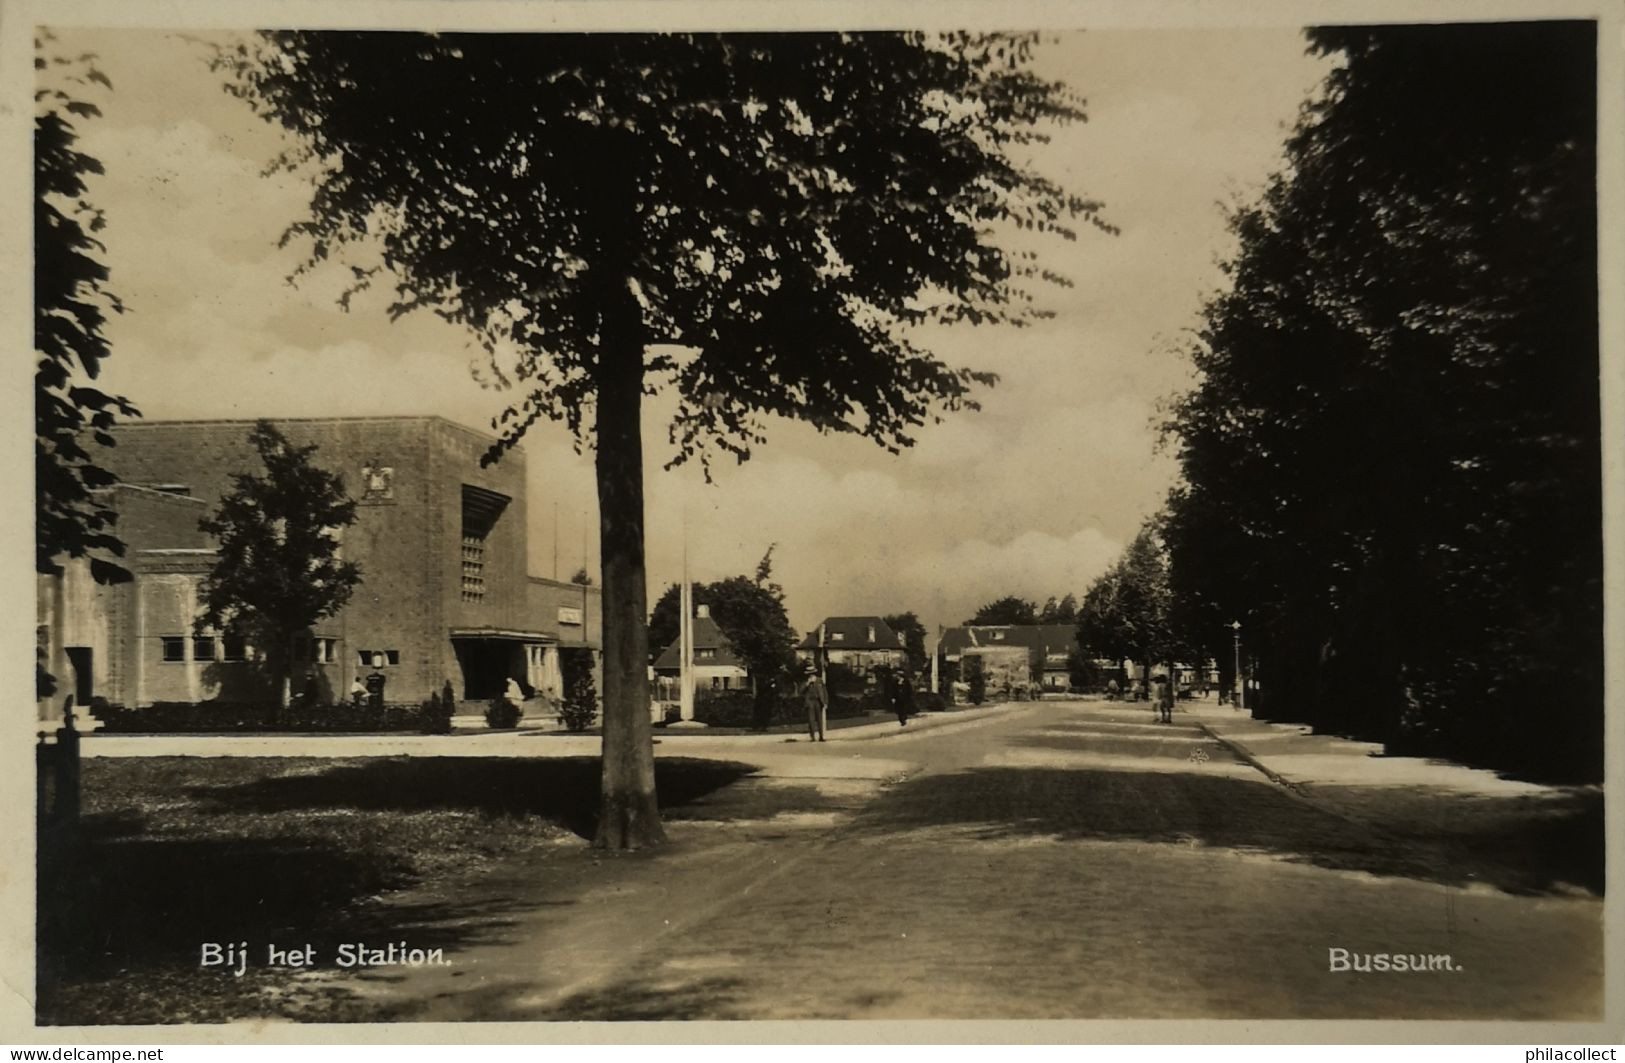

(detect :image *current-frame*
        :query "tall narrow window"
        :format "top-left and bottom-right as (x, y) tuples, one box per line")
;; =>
(460, 485), (510, 604)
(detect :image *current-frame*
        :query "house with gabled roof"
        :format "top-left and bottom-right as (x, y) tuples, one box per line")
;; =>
(937, 623), (1081, 692)
(650, 604), (751, 700)
(795, 615), (907, 676)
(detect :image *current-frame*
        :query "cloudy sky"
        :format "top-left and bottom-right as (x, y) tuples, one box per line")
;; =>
(47, 23), (1331, 638)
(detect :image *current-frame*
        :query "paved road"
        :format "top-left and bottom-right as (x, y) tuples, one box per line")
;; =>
(353, 700), (1603, 1021)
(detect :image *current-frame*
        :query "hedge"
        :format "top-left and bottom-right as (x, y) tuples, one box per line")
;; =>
(92, 700), (433, 734)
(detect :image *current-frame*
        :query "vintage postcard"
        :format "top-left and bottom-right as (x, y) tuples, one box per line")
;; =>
(3, 0), (1620, 1045)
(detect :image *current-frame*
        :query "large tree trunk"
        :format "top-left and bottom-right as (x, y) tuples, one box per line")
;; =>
(591, 281), (664, 850)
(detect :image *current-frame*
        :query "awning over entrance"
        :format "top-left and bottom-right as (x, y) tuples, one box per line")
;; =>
(449, 627), (551, 642)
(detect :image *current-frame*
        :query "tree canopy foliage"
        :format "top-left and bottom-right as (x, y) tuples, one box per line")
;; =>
(964, 595), (1039, 626)
(217, 31), (1109, 468)
(1038, 594), (1078, 624)
(35, 35), (139, 584)
(196, 422), (363, 706)
(218, 29), (1110, 845)
(1162, 22), (1601, 781)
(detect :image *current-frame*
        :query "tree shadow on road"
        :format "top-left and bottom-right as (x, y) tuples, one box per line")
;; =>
(188, 755), (759, 839)
(853, 766), (1602, 895)
(37, 828), (535, 1024)
(38, 755), (762, 1024)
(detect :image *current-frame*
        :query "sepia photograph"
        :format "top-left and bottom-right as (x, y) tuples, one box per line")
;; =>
(8, 0), (1620, 1041)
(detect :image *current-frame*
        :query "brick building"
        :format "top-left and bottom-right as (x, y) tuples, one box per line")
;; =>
(35, 416), (600, 717)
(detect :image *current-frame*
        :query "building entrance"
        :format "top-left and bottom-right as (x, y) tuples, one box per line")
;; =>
(451, 637), (527, 700)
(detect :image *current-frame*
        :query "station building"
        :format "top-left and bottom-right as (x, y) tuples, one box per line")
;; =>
(35, 416), (600, 717)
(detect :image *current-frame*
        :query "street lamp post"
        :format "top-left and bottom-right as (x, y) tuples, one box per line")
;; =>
(1231, 620), (1243, 710)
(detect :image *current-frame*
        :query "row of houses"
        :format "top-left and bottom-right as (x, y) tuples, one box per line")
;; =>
(650, 612), (911, 698)
(648, 612), (1095, 698)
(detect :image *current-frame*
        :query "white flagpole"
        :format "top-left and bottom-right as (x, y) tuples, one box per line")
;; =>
(679, 498), (695, 723)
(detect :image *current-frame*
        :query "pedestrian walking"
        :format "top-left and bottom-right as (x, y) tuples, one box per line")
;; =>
(801, 662), (829, 742)
(891, 670), (915, 727)
(1149, 674), (1169, 723)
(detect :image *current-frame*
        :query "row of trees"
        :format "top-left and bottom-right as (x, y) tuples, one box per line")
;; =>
(1154, 23), (1601, 782)
(1073, 523), (1208, 691)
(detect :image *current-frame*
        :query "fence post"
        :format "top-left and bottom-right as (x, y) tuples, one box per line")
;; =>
(36, 731), (52, 828)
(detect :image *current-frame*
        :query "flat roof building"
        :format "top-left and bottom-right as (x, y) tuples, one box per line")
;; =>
(36, 416), (600, 716)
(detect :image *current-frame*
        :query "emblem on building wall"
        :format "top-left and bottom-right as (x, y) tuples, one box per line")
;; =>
(360, 462), (394, 501)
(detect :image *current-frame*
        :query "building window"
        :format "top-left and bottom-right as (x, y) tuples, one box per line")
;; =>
(161, 636), (186, 663)
(296, 637), (335, 663)
(461, 537), (485, 602)
(697, 647), (716, 661)
(711, 676), (724, 690)
(460, 485), (510, 604)
(357, 649), (400, 667)
(221, 636), (246, 662)
(829, 632), (845, 642)
(192, 635), (217, 662)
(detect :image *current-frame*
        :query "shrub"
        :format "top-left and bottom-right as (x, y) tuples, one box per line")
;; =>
(484, 697), (522, 729)
(829, 693), (869, 719)
(693, 689), (762, 728)
(420, 688), (454, 735)
(559, 648), (598, 732)
(914, 692), (947, 713)
(966, 658), (987, 705)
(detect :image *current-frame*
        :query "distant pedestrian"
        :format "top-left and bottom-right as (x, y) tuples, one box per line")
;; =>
(1149, 675), (1169, 723)
(801, 664), (829, 742)
(348, 676), (367, 708)
(891, 671), (915, 727)
(504, 676), (526, 717)
(1105, 678), (1119, 701)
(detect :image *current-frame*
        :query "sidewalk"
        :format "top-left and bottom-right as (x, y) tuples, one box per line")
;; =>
(78, 700), (1027, 760)
(1180, 700), (1603, 897)
(1182, 700), (1557, 796)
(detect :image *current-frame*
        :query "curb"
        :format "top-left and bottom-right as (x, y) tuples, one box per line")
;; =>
(831, 701), (1043, 743)
(1193, 718), (1304, 794)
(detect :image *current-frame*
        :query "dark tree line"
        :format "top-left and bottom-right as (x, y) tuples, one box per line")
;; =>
(1162, 22), (1601, 781)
